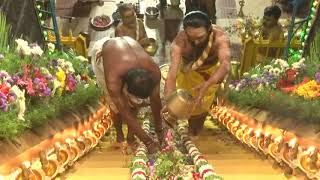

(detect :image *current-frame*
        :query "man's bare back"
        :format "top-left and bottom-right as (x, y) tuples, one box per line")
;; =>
(100, 36), (163, 154)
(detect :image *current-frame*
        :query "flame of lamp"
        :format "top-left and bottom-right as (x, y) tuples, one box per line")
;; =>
(65, 138), (81, 164)
(54, 144), (70, 167)
(222, 113), (232, 125)
(242, 128), (254, 144)
(76, 136), (87, 155)
(235, 125), (247, 140)
(226, 117), (236, 130)
(16, 162), (45, 180)
(298, 148), (319, 175)
(39, 150), (59, 178)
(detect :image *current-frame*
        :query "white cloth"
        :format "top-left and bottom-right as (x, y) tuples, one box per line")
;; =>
(90, 36), (119, 113)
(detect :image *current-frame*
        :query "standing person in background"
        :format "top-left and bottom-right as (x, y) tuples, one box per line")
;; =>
(185, 0), (217, 24)
(115, 3), (149, 46)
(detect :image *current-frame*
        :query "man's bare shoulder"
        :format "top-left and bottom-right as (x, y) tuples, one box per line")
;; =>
(172, 31), (187, 47)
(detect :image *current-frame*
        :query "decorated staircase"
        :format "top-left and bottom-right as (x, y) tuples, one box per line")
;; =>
(60, 120), (297, 180)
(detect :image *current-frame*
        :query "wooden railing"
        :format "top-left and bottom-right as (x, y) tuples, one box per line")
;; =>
(48, 31), (88, 57)
(240, 36), (300, 75)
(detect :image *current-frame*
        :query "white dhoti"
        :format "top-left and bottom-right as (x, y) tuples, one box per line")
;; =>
(90, 37), (119, 113)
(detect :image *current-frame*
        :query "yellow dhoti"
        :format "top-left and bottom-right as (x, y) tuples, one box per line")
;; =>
(176, 63), (220, 116)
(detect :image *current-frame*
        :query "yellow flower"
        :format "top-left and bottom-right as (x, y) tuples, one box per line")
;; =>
(55, 68), (66, 95)
(295, 80), (320, 99)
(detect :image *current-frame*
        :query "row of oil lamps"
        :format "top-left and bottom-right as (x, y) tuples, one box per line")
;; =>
(0, 106), (112, 180)
(211, 106), (320, 179)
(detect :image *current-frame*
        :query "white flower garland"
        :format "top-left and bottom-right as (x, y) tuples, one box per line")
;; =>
(131, 120), (150, 180)
(177, 123), (220, 180)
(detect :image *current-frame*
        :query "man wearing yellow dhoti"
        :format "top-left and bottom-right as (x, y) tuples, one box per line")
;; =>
(164, 11), (231, 136)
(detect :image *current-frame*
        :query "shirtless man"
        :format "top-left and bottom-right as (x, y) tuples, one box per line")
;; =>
(91, 36), (163, 153)
(115, 3), (148, 46)
(164, 11), (230, 137)
(262, 5), (284, 41)
(259, 5), (284, 58)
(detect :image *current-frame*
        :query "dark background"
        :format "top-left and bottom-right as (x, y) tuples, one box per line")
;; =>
(0, 0), (43, 44)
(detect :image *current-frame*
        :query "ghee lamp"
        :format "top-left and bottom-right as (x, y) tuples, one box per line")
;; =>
(230, 121), (241, 135)
(222, 113), (232, 126)
(268, 136), (284, 162)
(298, 146), (319, 177)
(39, 150), (59, 179)
(93, 122), (106, 139)
(54, 143), (70, 168)
(235, 125), (247, 141)
(258, 132), (271, 155)
(65, 138), (81, 165)
(83, 130), (98, 148)
(75, 136), (87, 156)
(249, 130), (262, 151)
(281, 140), (299, 169)
(218, 109), (228, 122)
(14, 161), (45, 180)
(226, 117), (236, 131)
(242, 128), (254, 145)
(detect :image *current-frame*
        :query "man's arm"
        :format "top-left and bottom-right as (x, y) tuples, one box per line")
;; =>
(138, 20), (149, 45)
(204, 33), (231, 88)
(164, 39), (183, 98)
(149, 83), (163, 143)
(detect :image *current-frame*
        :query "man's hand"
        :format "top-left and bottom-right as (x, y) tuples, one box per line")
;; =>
(147, 141), (160, 154)
(191, 83), (208, 112)
(156, 130), (164, 147)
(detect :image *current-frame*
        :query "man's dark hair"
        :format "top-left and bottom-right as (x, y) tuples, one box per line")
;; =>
(264, 5), (282, 20)
(124, 68), (156, 99)
(118, 3), (134, 15)
(183, 11), (211, 30)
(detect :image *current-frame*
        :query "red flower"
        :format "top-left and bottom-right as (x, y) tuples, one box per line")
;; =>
(0, 83), (10, 95)
(26, 78), (35, 95)
(276, 69), (298, 91)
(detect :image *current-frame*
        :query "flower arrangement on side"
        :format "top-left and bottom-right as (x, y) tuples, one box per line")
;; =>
(0, 38), (101, 138)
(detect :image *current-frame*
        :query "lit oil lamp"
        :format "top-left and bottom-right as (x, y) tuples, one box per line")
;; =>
(258, 132), (271, 155)
(39, 150), (59, 179)
(65, 138), (81, 166)
(13, 161), (45, 180)
(83, 130), (98, 148)
(75, 135), (87, 157)
(226, 117), (236, 131)
(249, 130), (262, 151)
(215, 106), (223, 115)
(218, 109), (228, 123)
(268, 136), (284, 163)
(298, 146), (319, 178)
(281, 138), (299, 169)
(235, 124), (248, 141)
(77, 134), (92, 154)
(242, 128), (254, 145)
(92, 122), (106, 139)
(230, 120), (241, 135)
(222, 113), (232, 126)
(54, 142), (70, 169)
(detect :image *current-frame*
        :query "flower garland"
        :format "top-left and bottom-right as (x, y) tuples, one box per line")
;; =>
(130, 121), (150, 180)
(177, 120), (222, 180)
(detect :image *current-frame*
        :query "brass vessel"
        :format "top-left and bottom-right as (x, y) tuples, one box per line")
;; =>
(142, 38), (158, 56)
(230, 61), (240, 80)
(162, 89), (194, 127)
